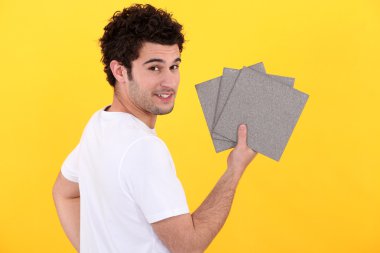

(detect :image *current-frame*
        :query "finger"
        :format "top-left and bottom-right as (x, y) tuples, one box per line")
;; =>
(236, 124), (247, 148)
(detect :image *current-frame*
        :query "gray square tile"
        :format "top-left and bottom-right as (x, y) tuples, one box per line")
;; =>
(213, 67), (309, 161)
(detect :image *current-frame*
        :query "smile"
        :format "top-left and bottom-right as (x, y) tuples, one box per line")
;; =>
(154, 92), (174, 102)
(157, 94), (171, 98)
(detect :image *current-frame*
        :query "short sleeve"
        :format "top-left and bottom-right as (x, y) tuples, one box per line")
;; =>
(119, 136), (189, 223)
(61, 143), (80, 183)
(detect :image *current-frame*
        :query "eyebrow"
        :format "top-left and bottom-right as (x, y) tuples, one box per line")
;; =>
(143, 57), (181, 65)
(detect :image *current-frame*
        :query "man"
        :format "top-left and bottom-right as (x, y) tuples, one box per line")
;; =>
(53, 4), (257, 253)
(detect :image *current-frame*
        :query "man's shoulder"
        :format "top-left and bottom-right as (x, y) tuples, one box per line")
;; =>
(127, 135), (169, 155)
(120, 135), (174, 177)
(119, 136), (172, 166)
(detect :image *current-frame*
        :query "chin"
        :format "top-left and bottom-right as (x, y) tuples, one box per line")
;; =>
(153, 105), (174, 115)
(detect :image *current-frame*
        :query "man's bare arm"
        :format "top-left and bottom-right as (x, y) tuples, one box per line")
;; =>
(152, 124), (257, 253)
(52, 172), (80, 252)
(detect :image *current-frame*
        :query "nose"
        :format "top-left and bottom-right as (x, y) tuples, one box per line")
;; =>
(160, 68), (179, 90)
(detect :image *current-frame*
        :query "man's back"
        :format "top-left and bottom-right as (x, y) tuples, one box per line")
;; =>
(61, 106), (189, 252)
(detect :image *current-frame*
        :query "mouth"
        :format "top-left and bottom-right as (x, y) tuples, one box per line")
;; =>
(154, 92), (175, 103)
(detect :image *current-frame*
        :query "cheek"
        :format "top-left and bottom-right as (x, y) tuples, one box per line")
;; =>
(143, 79), (159, 93)
(134, 75), (156, 92)
(174, 74), (180, 88)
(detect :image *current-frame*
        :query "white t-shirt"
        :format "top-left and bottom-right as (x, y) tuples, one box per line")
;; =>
(61, 106), (189, 253)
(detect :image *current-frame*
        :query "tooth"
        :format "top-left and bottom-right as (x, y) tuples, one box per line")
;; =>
(157, 94), (170, 98)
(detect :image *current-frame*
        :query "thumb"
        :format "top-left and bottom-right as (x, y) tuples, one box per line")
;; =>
(236, 124), (248, 148)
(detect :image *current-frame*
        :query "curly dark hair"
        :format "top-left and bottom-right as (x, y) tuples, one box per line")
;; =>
(99, 4), (185, 87)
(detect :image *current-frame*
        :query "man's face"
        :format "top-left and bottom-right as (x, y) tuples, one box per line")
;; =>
(122, 42), (181, 115)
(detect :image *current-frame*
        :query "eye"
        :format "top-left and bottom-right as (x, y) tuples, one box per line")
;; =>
(148, 66), (160, 71)
(170, 65), (179, 70)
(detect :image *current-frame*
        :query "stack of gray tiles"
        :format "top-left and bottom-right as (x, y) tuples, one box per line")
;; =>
(195, 62), (309, 161)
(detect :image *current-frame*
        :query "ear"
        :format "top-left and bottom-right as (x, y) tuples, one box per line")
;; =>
(110, 60), (128, 85)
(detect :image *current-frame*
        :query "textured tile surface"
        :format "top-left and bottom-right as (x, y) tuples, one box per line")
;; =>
(195, 64), (266, 152)
(195, 63), (301, 154)
(213, 67), (309, 160)
(213, 63), (266, 130)
(213, 65), (295, 131)
(195, 77), (234, 152)
(211, 66), (296, 152)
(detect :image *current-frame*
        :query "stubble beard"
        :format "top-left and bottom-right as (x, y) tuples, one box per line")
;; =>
(129, 80), (175, 115)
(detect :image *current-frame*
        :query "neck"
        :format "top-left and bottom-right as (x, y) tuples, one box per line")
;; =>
(107, 93), (157, 129)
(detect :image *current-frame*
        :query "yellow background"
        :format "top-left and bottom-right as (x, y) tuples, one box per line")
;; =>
(0, 0), (379, 252)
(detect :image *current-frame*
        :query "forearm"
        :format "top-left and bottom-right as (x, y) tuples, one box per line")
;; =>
(53, 195), (80, 251)
(191, 168), (243, 251)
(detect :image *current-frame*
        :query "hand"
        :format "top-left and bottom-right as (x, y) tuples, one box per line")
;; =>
(227, 124), (257, 176)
